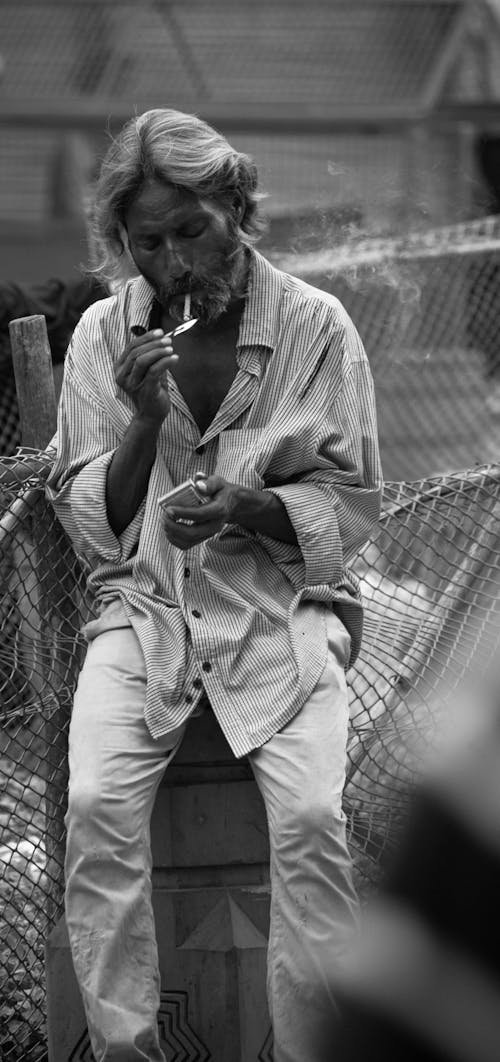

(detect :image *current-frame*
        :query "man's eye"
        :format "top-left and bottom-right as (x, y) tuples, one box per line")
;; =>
(136, 238), (159, 251)
(179, 224), (206, 239)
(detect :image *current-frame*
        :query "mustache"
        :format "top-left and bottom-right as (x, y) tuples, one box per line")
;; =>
(164, 277), (195, 297)
(161, 237), (242, 300)
(158, 272), (229, 307)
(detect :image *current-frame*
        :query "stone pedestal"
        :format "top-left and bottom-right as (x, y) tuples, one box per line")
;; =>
(45, 709), (273, 1061)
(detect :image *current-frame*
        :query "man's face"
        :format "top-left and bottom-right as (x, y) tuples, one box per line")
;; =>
(124, 179), (246, 323)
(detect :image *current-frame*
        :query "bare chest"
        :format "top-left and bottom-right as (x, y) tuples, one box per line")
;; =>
(169, 327), (239, 435)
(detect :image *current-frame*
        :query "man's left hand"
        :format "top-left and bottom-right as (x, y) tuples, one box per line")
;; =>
(161, 475), (240, 550)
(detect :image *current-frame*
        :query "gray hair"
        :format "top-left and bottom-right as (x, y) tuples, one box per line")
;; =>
(87, 108), (267, 285)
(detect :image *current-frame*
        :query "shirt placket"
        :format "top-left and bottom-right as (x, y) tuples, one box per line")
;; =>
(173, 353), (263, 705)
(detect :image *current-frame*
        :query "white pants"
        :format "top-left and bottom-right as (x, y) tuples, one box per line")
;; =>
(65, 616), (359, 1062)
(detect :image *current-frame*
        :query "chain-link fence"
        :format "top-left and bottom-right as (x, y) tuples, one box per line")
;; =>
(2, 215), (500, 1059)
(3, 214), (500, 475)
(277, 213), (500, 480)
(347, 465), (500, 885)
(0, 454), (92, 1060)
(1, 453), (499, 1060)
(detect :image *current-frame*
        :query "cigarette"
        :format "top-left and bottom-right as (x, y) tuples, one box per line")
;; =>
(183, 293), (191, 321)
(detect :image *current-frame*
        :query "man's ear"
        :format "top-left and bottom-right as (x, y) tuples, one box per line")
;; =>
(232, 192), (245, 225)
(117, 222), (139, 279)
(118, 221), (131, 252)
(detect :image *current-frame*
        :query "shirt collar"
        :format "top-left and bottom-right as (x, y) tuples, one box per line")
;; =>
(128, 248), (284, 349)
(129, 275), (157, 333)
(237, 248), (283, 352)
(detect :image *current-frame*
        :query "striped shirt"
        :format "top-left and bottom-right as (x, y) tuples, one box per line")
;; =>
(46, 249), (382, 757)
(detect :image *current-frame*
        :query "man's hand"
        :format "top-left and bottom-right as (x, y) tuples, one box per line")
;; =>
(161, 475), (239, 550)
(161, 475), (298, 549)
(115, 329), (177, 424)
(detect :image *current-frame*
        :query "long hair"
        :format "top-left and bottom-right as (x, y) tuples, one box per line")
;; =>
(87, 109), (267, 286)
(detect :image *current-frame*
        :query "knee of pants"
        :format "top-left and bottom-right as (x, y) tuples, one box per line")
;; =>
(270, 794), (347, 858)
(64, 772), (138, 853)
(65, 775), (103, 836)
(64, 791), (149, 882)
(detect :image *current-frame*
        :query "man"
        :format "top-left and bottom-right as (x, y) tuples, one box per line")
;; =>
(46, 108), (382, 1062)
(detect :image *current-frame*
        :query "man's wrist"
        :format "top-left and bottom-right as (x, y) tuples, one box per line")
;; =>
(228, 484), (283, 530)
(228, 483), (298, 545)
(227, 483), (259, 525)
(132, 411), (165, 434)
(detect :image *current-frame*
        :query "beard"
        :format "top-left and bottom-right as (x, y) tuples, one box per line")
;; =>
(158, 227), (248, 325)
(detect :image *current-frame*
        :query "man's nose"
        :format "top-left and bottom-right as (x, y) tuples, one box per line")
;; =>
(163, 238), (189, 278)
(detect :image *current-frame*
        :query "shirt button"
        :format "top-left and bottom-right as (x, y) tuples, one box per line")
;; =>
(184, 567), (190, 577)
(192, 677), (203, 689)
(192, 609), (202, 619)
(202, 661), (211, 672)
(185, 693), (194, 704)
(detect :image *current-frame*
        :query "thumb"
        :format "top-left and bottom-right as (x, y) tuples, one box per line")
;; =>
(196, 474), (226, 496)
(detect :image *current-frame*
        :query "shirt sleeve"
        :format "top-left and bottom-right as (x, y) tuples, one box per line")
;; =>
(45, 322), (144, 566)
(255, 320), (383, 590)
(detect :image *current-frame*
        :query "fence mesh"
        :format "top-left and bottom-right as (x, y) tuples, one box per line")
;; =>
(0, 455), (92, 1060)
(277, 213), (500, 480)
(2, 217), (500, 1059)
(1, 453), (499, 1059)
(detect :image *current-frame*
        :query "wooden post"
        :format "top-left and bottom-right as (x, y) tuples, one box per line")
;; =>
(8, 314), (57, 448)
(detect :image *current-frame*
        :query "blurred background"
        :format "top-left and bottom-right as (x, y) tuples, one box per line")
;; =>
(1, 0), (500, 472)
(1, 0), (500, 272)
(2, 0), (500, 480)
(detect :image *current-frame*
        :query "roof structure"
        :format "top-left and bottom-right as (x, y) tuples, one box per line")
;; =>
(0, 0), (477, 121)
(1, 1), (499, 228)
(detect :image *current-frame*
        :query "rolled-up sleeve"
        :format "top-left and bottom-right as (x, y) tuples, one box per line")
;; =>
(256, 326), (383, 590)
(46, 327), (143, 566)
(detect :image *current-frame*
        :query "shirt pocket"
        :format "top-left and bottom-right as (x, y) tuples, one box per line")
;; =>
(215, 429), (265, 490)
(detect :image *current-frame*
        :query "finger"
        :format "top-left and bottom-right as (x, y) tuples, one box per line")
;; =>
(121, 329), (164, 360)
(196, 475), (226, 497)
(118, 349), (176, 387)
(163, 493), (229, 527)
(126, 349), (177, 376)
(164, 527), (223, 551)
(128, 339), (174, 367)
(163, 506), (220, 525)
(162, 512), (223, 541)
(146, 355), (179, 378)
(131, 326), (163, 342)
(117, 330), (172, 369)
(162, 527), (218, 551)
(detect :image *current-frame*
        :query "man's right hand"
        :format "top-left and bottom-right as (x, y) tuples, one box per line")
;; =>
(115, 329), (177, 424)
